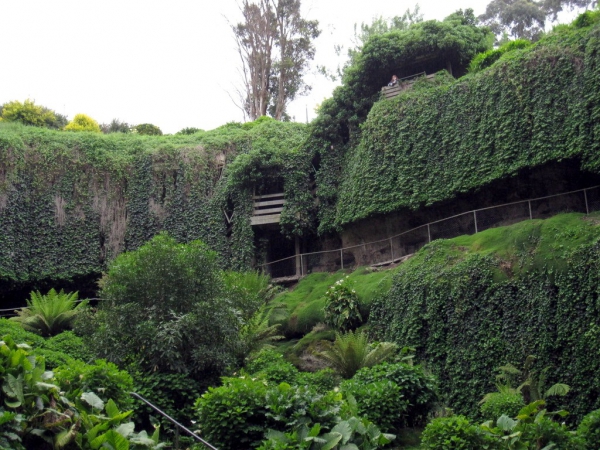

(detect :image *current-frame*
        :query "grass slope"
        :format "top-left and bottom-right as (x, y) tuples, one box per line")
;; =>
(405, 211), (600, 280)
(270, 266), (396, 337)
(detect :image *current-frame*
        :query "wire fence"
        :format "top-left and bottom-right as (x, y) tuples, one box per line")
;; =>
(259, 185), (600, 280)
(0, 298), (104, 319)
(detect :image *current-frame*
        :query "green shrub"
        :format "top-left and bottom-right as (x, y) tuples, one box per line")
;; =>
(577, 409), (600, 449)
(0, 319), (44, 346)
(468, 39), (531, 73)
(0, 336), (161, 449)
(196, 377), (269, 450)
(480, 392), (525, 421)
(245, 349), (300, 385)
(518, 415), (574, 449)
(84, 233), (240, 377)
(133, 371), (205, 439)
(43, 330), (93, 362)
(64, 113), (101, 132)
(323, 276), (362, 331)
(351, 362), (437, 427)
(258, 416), (395, 450)
(134, 123), (162, 135)
(53, 359), (134, 410)
(32, 347), (75, 370)
(573, 10), (600, 29)
(340, 379), (408, 433)
(196, 376), (345, 450)
(264, 383), (342, 433)
(421, 415), (496, 449)
(296, 368), (339, 394)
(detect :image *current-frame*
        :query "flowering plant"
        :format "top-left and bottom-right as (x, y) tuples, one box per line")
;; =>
(323, 276), (362, 331)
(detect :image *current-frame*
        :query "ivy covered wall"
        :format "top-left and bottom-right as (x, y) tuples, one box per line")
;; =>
(370, 213), (600, 421)
(0, 119), (310, 295)
(311, 14), (600, 232)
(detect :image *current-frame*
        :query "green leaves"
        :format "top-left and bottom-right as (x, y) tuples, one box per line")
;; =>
(10, 288), (87, 337)
(323, 277), (363, 332)
(316, 331), (397, 379)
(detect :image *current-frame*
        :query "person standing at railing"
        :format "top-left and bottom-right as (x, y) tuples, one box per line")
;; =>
(388, 75), (398, 86)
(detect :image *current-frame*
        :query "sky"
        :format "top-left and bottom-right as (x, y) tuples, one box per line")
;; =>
(0, 0), (577, 134)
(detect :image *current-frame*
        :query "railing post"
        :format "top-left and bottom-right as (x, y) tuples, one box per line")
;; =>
(340, 249), (344, 270)
(473, 211), (478, 234)
(300, 254), (304, 276)
(584, 189), (590, 214)
(390, 237), (394, 262)
(427, 224), (431, 243)
(528, 200), (533, 220)
(295, 236), (301, 277)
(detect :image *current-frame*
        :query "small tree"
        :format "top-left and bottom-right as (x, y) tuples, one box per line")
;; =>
(133, 123), (162, 135)
(83, 233), (241, 376)
(64, 113), (101, 132)
(1, 99), (58, 128)
(100, 119), (131, 134)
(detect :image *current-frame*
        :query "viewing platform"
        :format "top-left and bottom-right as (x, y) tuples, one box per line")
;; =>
(381, 72), (436, 99)
(251, 192), (285, 226)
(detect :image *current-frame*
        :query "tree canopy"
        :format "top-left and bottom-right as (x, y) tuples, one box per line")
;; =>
(233, 0), (320, 121)
(0, 99), (66, 129)
(134, 123), (163, 135)
(479, 0), (597, 40)
(64, 113), (101, 132)
(83, 233), (241, 377)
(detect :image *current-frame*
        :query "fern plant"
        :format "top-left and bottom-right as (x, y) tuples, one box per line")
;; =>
(316, 330), (397, 379)
(239, 306), (284, 357)
(11, 289), (87, 337)
(481, 355), (570, 409)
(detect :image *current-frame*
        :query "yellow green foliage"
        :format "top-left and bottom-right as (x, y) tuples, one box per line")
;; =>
(64, 113), (101, 132)
(1, 99), (56, 128)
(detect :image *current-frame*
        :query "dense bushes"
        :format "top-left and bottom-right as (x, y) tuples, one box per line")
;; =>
(195, 373), (401, 450)
(0, 336), (162, 449)
(195, 377), (343, 450)
(421, 415), (495, 449)
(340, 379), (407, 433)
(577, 408), (600, 449)
(468, 38), (532, 73)
(348, 362), (437, 428)
(79, 233), (242, 377)
(53, 358), (134, 410)
(480, 392), (525, 422)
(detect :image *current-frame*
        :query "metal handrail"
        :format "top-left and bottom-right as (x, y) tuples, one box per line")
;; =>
(130, 392), (218, 450)
(257, 185), (600, 270)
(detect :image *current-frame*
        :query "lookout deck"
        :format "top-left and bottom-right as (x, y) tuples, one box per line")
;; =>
(382, 73), (436, 99)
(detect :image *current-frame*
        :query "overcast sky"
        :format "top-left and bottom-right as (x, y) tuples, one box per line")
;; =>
(0, 0), (577, 133)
